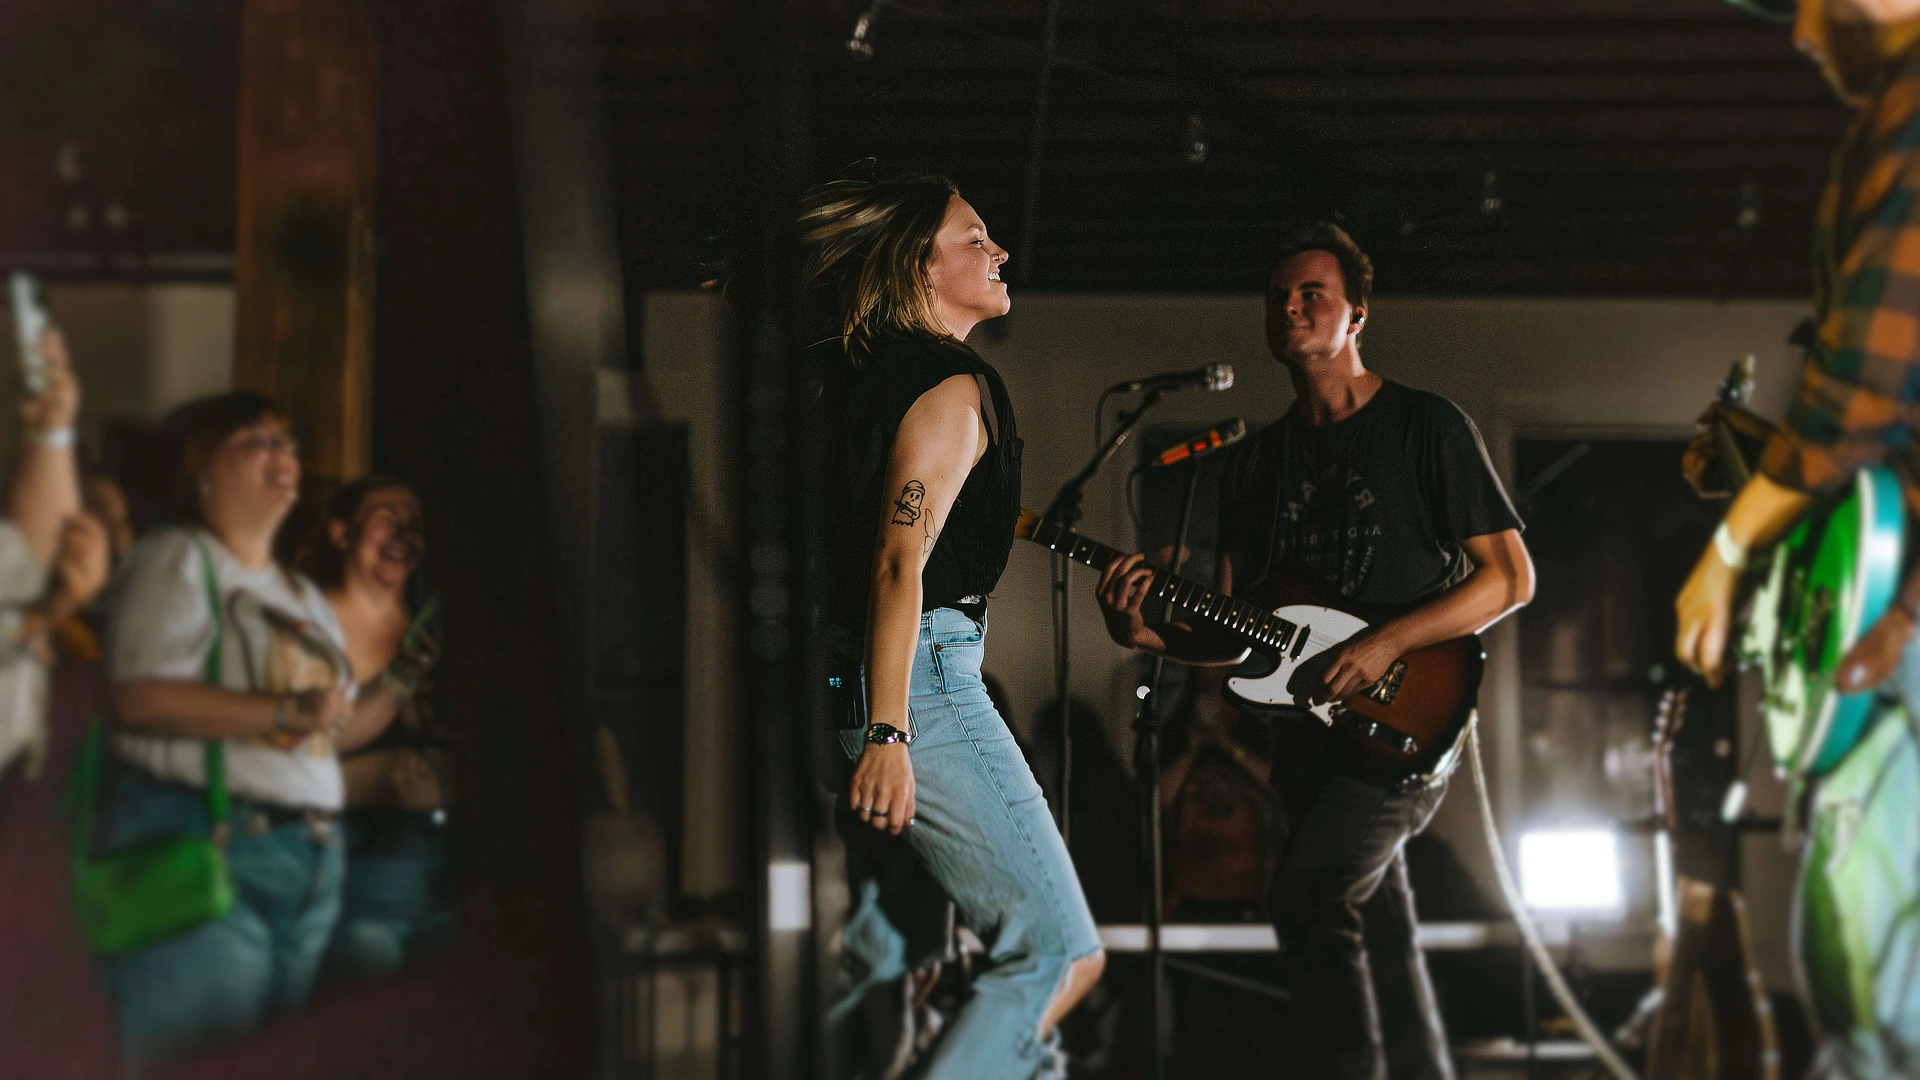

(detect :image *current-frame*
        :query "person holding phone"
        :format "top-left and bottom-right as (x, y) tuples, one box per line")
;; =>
(0, 322), (111, 785)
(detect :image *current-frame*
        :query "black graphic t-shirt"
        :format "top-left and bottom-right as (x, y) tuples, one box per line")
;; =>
(1216, 379), (1521, 615)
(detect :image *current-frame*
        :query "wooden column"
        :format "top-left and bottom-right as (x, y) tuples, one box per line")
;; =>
(233, 0), (377, 483)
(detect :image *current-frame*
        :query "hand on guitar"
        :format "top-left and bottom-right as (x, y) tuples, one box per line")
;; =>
(1675, 546), (1739, 689)
(1313, 629), (1403, 704)
(1096, 552), (1166, 653)
(1676, 476), (1813, 689)
(849, 742), (915, 836)
(1836, 607), (1917, 693)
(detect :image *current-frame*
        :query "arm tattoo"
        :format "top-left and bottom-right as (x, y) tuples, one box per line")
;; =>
(886, 479), (941, 562)
(891, 481), (926, 526)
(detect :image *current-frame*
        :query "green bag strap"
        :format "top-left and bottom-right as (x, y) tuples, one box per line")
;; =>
(193, 540), (229, 829)
(68, 717), (104, 872)
(67, 538), (234, 869)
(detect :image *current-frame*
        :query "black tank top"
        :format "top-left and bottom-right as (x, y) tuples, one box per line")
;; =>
(812, 335), (1023, 646)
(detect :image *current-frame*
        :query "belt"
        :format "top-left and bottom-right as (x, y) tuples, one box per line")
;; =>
(232, 799), (340, 844)
(923, 594), (988, 616)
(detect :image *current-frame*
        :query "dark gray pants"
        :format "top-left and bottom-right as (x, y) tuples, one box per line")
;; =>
(1270, 762), (1454, 1080)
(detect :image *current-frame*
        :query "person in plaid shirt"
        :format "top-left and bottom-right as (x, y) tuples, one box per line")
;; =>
(1679, 5), (1920, 1077)
(1678, 0), (1920, 693)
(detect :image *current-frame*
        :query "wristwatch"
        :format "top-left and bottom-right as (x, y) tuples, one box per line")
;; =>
(864, 722), (913, 746)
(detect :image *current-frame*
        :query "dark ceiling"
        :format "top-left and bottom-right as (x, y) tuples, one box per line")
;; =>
(612, 0), (1850, 296)
(1, 0), (1852, 297)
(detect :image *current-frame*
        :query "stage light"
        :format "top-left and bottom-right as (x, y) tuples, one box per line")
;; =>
(1518, 828), (1623, 912)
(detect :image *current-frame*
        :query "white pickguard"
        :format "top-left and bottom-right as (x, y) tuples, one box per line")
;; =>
(1224, 604), (1371, 725)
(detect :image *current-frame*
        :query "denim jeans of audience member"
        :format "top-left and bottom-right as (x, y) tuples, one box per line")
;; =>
(837, 608), (1102, 1080)
(99, 766), (343, 1068)
(324, 808), (454, 982)
(1270, 745), (1454, 1080)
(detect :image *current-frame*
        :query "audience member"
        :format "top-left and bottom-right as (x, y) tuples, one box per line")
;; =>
(0, 327), (110, 786)
(0, 326), (120, 1078)
(82, 472), (137, 566)
(94, 392), (410, 1067)
(297, 475), (452, 982)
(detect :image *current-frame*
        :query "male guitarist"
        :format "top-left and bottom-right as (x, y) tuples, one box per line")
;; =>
(1096, 222), (1535, 1080)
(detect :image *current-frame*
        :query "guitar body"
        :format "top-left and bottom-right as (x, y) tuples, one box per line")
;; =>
(1014, 509), (1484, 774)
(1222, 600), (1484, 770)
(1739, 465), (1906, 778)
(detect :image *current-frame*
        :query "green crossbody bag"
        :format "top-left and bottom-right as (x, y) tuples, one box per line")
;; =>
(70, 541), (236, 956)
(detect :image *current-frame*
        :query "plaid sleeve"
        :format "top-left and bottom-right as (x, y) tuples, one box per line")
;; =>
(1760, 70), (1920, 495)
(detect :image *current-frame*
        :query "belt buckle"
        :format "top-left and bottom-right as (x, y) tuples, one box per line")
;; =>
(303, 810), (337, 847)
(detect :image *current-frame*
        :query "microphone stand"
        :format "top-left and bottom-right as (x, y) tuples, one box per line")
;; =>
(1134, 450), (1200, 1080)
(1044, 387), (1166, 845)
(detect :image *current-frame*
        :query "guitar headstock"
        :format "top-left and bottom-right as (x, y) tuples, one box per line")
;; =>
(1014, 506), (1041, 540)
(1716, 354), (1756, 408)
(1653, 684), (1689, 744)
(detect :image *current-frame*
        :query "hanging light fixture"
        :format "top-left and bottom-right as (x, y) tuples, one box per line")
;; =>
(846, 0), (885, 59)
(1184, 114), (1208, 165)
(1737, 174), (1761, 232)
(54, 142), (82, 184)
(1480, 165), (1504, 219)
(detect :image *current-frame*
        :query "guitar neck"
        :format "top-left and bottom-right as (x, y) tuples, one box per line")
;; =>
(1024, 517), (1301, 655)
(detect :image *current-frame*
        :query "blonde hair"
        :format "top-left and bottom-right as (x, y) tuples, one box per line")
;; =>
(797, 173), (960, 365)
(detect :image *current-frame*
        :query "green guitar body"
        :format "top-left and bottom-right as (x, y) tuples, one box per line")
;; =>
(1740, 465), (1906, 779)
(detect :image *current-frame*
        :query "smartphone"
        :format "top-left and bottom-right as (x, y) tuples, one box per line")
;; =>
(9, 272), (49, 395)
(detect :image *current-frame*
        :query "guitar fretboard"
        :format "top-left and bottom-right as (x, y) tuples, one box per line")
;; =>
(1026, 518), (1300, 654)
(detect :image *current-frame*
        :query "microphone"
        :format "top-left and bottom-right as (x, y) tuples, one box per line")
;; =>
(1150, 417), (1247, 468)
(1107, 362), (1233, 394)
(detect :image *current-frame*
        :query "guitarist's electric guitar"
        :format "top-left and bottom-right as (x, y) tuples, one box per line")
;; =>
(1688, 357), (1908, 781)
(1738, 465), (1905, 778)
(1015, 509), (1483, 770)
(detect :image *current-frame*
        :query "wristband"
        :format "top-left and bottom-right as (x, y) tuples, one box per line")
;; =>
(273, 696), (293, 734)
(25, 427), (73, 448)
(864, 722), (913, 746)
(1712, 521), (1748, 571)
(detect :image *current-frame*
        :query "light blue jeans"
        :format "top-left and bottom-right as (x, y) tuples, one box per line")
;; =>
(323, 808), (456, 983)
(98, 766), (344, 1070)
(840, 608), (1102, 1079)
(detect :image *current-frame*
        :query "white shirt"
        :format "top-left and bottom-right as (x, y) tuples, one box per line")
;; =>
(106, 526), (352, 810)
(0, 522), (49, 783)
